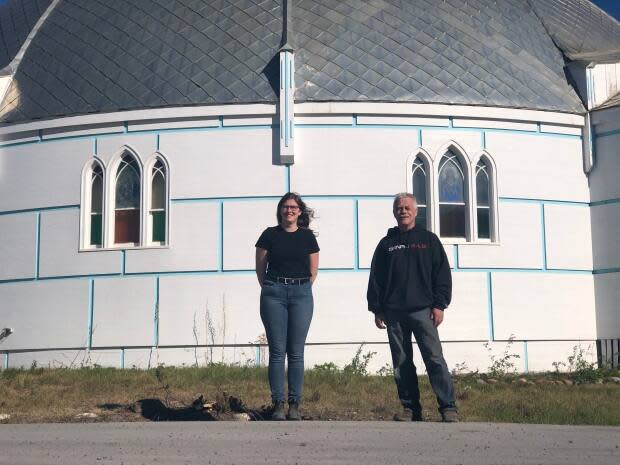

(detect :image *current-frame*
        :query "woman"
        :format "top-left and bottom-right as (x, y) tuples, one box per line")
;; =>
(255, 192), (319, 421)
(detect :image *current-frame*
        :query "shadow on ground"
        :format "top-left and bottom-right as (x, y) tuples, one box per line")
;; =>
(99, 397), (272, 421)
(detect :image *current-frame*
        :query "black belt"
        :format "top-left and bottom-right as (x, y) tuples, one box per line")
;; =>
(274, 277), (310, 285)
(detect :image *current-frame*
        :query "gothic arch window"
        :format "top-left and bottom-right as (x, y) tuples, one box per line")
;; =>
(81, 159), (105, 249)
(476, 160), (491, 239)
(146, 156), (169, 245)
(114, 153), (141, 245)
(474, 153), (499, 242)
(438, 150), (467, 238)
(411, 156), (429, 230)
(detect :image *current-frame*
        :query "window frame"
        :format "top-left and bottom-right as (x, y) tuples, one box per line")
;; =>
(433, 143), (473, 243)
(108, 149), (143, 248)
(79, 146), (171, 251)
(472, 151), (500, 243)
(79, 157), (106, 250)
(406, 148), (434, 232)
(144, 154), (170, 247)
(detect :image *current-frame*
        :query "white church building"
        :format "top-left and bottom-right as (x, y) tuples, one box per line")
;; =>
(0, 0), (619, 372)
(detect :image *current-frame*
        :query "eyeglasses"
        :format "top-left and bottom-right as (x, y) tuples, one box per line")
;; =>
(281, 205), (300, 211)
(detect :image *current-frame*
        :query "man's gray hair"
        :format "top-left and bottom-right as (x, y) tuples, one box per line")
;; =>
(393, 192), (417, 208)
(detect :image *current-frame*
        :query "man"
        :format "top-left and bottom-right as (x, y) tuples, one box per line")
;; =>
(367, 193), (458, 422)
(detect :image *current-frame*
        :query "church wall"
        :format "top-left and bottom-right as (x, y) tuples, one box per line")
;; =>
(0, 106), (599, 372)
(590, 109), (620, 343)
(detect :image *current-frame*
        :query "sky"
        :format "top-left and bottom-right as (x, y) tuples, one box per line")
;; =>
(592, 0), (620, 21)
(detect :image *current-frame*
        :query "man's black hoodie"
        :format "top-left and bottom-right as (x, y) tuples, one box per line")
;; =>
(367, 226), (452, 314)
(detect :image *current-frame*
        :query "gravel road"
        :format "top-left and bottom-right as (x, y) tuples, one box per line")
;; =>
(1, 421), (619, 465)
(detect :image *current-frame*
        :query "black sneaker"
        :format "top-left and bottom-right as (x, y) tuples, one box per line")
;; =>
(271, 401), (286, 421)
(393, 407), (423, 422)
(287, 402), (301, 421)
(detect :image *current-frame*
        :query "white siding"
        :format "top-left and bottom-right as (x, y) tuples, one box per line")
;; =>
(223, 200), (277, 270)
(0, 139), (91, 211)
(492, 273), (596, 340)
(91, 277), (155, 347)
(0, 280), (89, 350)
(594, 274), (620, 339)
(544, 204), (593, 270)
(591, 203), (620, 270)
(589, 134), (620, 202)
(95, 133), (156, 166)
(39, 208), (121, 277)
(158, 274), (263, 347)
(159, 130), (285, 199)
(486, 133), (588, 202)
(292, 128), (414, 195)
(0, 213), (37, 280)
(459, 203), (543, 269)
(125, 202), (220, 273)
(309, 199), (354, 269)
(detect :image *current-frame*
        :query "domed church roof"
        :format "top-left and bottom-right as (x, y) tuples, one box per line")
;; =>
(1, 0), (619, 125)
(0, 0), (52, 70)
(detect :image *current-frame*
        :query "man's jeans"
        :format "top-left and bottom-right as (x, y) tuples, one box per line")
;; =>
(385, 308), (456, 414)
(260, 280), (313, 404)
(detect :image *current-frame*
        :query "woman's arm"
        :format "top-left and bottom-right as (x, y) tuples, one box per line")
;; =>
(255, 247), (268, 287)
(309, 252), (319, 284)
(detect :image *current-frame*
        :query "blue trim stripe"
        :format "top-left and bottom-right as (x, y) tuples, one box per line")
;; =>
(593, 268), (620, 275)
(87, 279), (94, 349)
(541, 204), (547, 270)
(93, 138), (97, 155)
(3, 353), (8, 369)
(156, 134), (160, 151)
(453, 245), (459, 269)
(481, 131), (486, 149)
(35, 212), (41, 279)
(0, 205), (79, 216)
(354, 200), (360, 270)
(523, 341), (529, 373)
(417, 128), (422, 146)
(219, 202), (224, 272)
(121, 250), (126, 275)
(590, 198), (620, 207)
(499, 197), (589, 206)
(154, 276), (160, 347)
(487, 272), (495, 341)
(120, 348), (125, 369)
(595, 128), (620, 139)
(0, 120), (583, 149)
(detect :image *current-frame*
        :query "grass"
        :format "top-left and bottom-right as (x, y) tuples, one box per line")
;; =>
(1, 365), (619, 425)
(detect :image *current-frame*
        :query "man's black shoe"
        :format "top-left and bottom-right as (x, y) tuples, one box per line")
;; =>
(393, 407), (423, 421)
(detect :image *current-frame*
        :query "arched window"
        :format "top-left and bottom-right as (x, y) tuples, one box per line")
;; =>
(90, 164), (104, 247)
(149, 159), (167, 244)
(476, 160), (491, 239)
(438, 150), (466, 238)
(114, 154), (141, 245)
(411, 156), (428, 230)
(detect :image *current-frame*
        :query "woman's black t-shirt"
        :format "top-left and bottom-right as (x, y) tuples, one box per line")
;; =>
(256, 226), (320, 279)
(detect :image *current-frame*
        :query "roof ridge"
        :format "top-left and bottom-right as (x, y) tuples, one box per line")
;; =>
(280, 0), (294, 51)
(0, 0), (61, 77)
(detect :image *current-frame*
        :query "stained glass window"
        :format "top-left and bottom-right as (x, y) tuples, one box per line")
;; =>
(115, 154), (141, 244)
(411, 156), (427, 230)
(90, 164), (103, 246)
(150, 160), (166, 243)
(438, 151), (466, 237)
(476, 160), (490, 239)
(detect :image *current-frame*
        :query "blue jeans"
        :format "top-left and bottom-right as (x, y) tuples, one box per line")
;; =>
(260, 280), (313, 404)
(385, 308), (456, 414)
